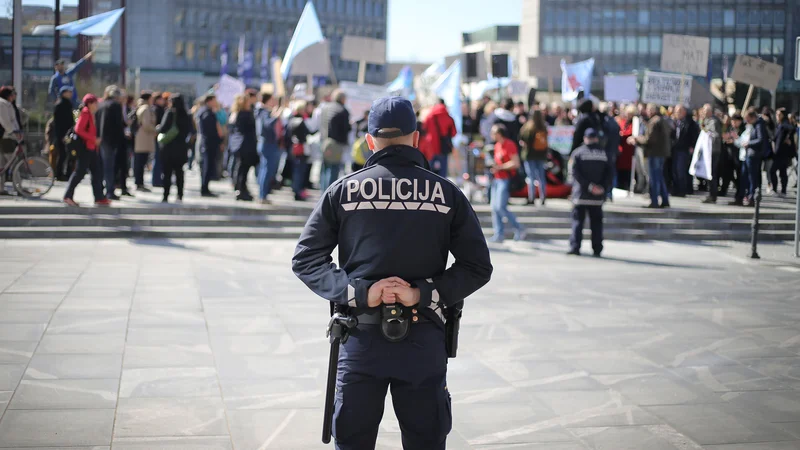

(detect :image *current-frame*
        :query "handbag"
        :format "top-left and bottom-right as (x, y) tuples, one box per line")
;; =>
(157, 121), (178, 145)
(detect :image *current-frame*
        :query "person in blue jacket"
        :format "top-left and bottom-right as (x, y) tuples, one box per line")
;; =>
(292, 96), (492, 450)
(742, 108), (772, 206)
(48, 52), (93, 102)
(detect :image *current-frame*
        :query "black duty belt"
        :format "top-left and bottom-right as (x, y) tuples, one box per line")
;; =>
(355, 304), (429, 343)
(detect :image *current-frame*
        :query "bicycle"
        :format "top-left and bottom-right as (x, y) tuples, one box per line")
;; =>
(2, 141), (54, 199)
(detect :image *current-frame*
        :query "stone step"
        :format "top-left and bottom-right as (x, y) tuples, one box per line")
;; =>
(0, 214), (795, 231)
(0, 225), (791, 241)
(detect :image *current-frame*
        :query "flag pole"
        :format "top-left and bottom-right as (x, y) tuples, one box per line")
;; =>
(357, 60), (367, 85)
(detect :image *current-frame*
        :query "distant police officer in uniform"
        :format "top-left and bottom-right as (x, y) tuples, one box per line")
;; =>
(293, 96), (493, 450)
(568, 128), (612, 257)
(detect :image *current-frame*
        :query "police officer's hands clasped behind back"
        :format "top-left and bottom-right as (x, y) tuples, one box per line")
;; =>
(293, 96), (492, 450)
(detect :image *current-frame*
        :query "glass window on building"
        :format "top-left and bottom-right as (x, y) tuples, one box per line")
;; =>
(579, 10), (590, 27)
(186, 41), (195, 61)
(544, 10), (555, 28)
(579, 36), (590, 53)
(591, 35), (602, 52)
(615, 10), (625, 27)
(567, 36), (578, 53)
(555, 36), (566, 53)
(627, 10), (637, 25)
(687, 7), (697, 26)
(198, 45), (207, 60)
(736, 9), (747, 26)
(337, 0), (344, 13)
(328, 0), (335, 12)
(556, 9), (566, 27)
(650, 36), (662, 54)
(347, 0), (354, 14)
(723, 37), (734, 54)
(761, 10), (773, 27)
(567, 10), (577, 27)
(638, 36), (648, 54)
(543, 36), (555, 53)
(699, 8), (710, 26)
(638, 10), (649, 25)
(773, 38), (784, 55)
(603, 36), (613, 54)
(760, 38), (772, 55)
(712, 8), (723, 26)
(211, 44), (219, 59)
(749, 11), (759, 25)
(723, 10), (735, 27)
(614, 36), (625, 54)
(200, 11), (209, 28)
(175, 41), (185, 57)
(736, 37), (747, 53)
(174, 9), (185, 26)
(675, 10), (686, 28)
(663, 10), (673, 28)
(748, 38), (759, 54)
(711, 37), (722, 54)
(246, 19), (252, 32)
(774, 11), (783, 28)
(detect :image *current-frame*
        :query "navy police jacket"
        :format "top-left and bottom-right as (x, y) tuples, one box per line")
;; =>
(292, 145), (492, 322)
(570, 143), (612, 206)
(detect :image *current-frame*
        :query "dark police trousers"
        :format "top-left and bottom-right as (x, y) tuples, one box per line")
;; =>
(334, 322), (451, 450)
(201, 149), (217, 194)
(570, 205), (603, 254)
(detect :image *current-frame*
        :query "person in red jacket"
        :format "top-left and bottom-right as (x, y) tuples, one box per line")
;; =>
(423, 99), (457, 177)
(616, 106), (636, 191)
(64, 94), (110, 207)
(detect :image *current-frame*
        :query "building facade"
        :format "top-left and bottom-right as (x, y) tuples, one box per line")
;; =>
(91, 0), (388, 85)
(520, 0), (800, 109)
(459, 25), (520, 80)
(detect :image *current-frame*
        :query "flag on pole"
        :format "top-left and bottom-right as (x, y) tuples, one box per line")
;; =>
(422, 62), (445, 78)
(432, 60), (462, 135)
(220, 41), (229, 76)
(560, 58), (594, 102)
(722, 55), (729, 82)
(387, 65), (415, 100)
(56, 7), (125, 37)
(281, 1), (324, 81)
(237, 35), (246, 79)
(260, 39), (270, 83)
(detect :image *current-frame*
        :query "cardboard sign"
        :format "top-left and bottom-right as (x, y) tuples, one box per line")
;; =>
(603, 74), (639, 102)
(660, 33), (710, 77)
(730, 55), (783, 91)
(341, 36), (386, 64)
(339, 81), (387, 121)
(641, 71), (692, 107)
(689, 130), (713, 180)
(215, 74), (245, 108)
(548, 126), (575, 155)
(290, 41), (331, 77)
(528, 56), (573, 79)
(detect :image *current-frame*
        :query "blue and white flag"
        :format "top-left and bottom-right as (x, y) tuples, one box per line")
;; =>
(242, 43), (255, 85)
(220, 41), (229, 76)
(260, 39), (270, 83)
(281, 1), (324, 81)
(56, 7), (124, 37)
(387, 65), (415, 100)
(237, 36), (246, 79)
(561, 57), (594, 102)
(432, 60), (462, 135)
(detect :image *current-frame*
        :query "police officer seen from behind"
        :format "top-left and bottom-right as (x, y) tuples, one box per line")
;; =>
(293, 96), (493, 450)
(568, 128), (612, 257)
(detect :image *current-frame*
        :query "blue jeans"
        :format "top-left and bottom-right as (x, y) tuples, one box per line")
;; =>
(320, 162), (342, 193)
(672, 151), (690, 196)
(523, 160), (547, 203)
(745, 151), (762, 202)
(257, 143), (282, 200)
(100, 143), (117, 199)
(431, 154), (448, 178)
(292, 156), (307, 196)
(648, 157), (669, 206)
(491, 178), (521, 239)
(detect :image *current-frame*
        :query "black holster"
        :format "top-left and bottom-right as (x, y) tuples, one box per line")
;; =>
(445, 302), (463, 358)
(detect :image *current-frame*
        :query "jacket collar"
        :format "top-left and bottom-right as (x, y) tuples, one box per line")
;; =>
(364, 145), (431, 171)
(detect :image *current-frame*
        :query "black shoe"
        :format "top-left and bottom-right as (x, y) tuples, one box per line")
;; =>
(137, 185), (151, 193)
(236, 195), (254, 202)
(660, 203), (671, 208)
(672, 194), (686, 198)
(108, 194), (121, 201)
(644, 204), (660, 209)
(201, 191), (218, 198)
(566, 249), (581, 256)
(728, 200), (744, 206)
(702, 198), (716, 204)
(593, 252), (602, 258)
(121, 191), (134, 197)
(161, 198), (169, 203)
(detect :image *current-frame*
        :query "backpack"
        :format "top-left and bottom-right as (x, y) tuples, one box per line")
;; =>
(128, 107), (140, 136)
(351, 136), (371, 166)
(258, 109), (283, 147)
(533, 130), (548, 152)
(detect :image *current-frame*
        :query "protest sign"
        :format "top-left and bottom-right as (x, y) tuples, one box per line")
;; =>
(341, 36), (386, 64)
(548, 126), (575, 155)
(661, 33), (710, 77)
(290, 41), (331, 77)
(603, 75), (639, 102)
(730, 55), (783, 91)
(689, 130), (713, 180)
(641, 71), (692, 107)
(528, 56), (572, 79)
(339, 81), (387, 120)
(216, 74), (245, 108)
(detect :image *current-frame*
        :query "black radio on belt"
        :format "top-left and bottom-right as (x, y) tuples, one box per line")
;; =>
(380, 304), (410, 342)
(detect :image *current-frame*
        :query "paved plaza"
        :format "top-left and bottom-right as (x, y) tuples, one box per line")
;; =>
(0, 238), (800, 449)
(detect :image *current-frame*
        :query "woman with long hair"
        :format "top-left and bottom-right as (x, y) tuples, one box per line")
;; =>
(286, 101), (313, 201)
(228, 93), (258, 201)
(157, 94), (191, 203)
(519, 109), (549, 206)
(489, 124), (525, 243)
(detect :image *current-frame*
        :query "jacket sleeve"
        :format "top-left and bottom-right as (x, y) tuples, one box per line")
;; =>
(571, 120), (586, 150)
(74, 111), (94, 144)
(748, 122), (765, 149)
(571, 153), (589, 188)
(158, 110), (173, 133)
(65, 57), (88, 77)
(774, 124), (788, 147)
(0, 104), (20, 135)
(48, 75), (58, 101)
(292, 190), (374, 307)
(140, 108), (156, 134)
(414, 191), (493, 309)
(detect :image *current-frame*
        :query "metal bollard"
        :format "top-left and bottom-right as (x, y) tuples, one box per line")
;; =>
(750, 186), (761, 259)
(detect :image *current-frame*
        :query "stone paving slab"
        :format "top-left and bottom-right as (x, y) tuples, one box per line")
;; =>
(0, 239), (798, 449)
